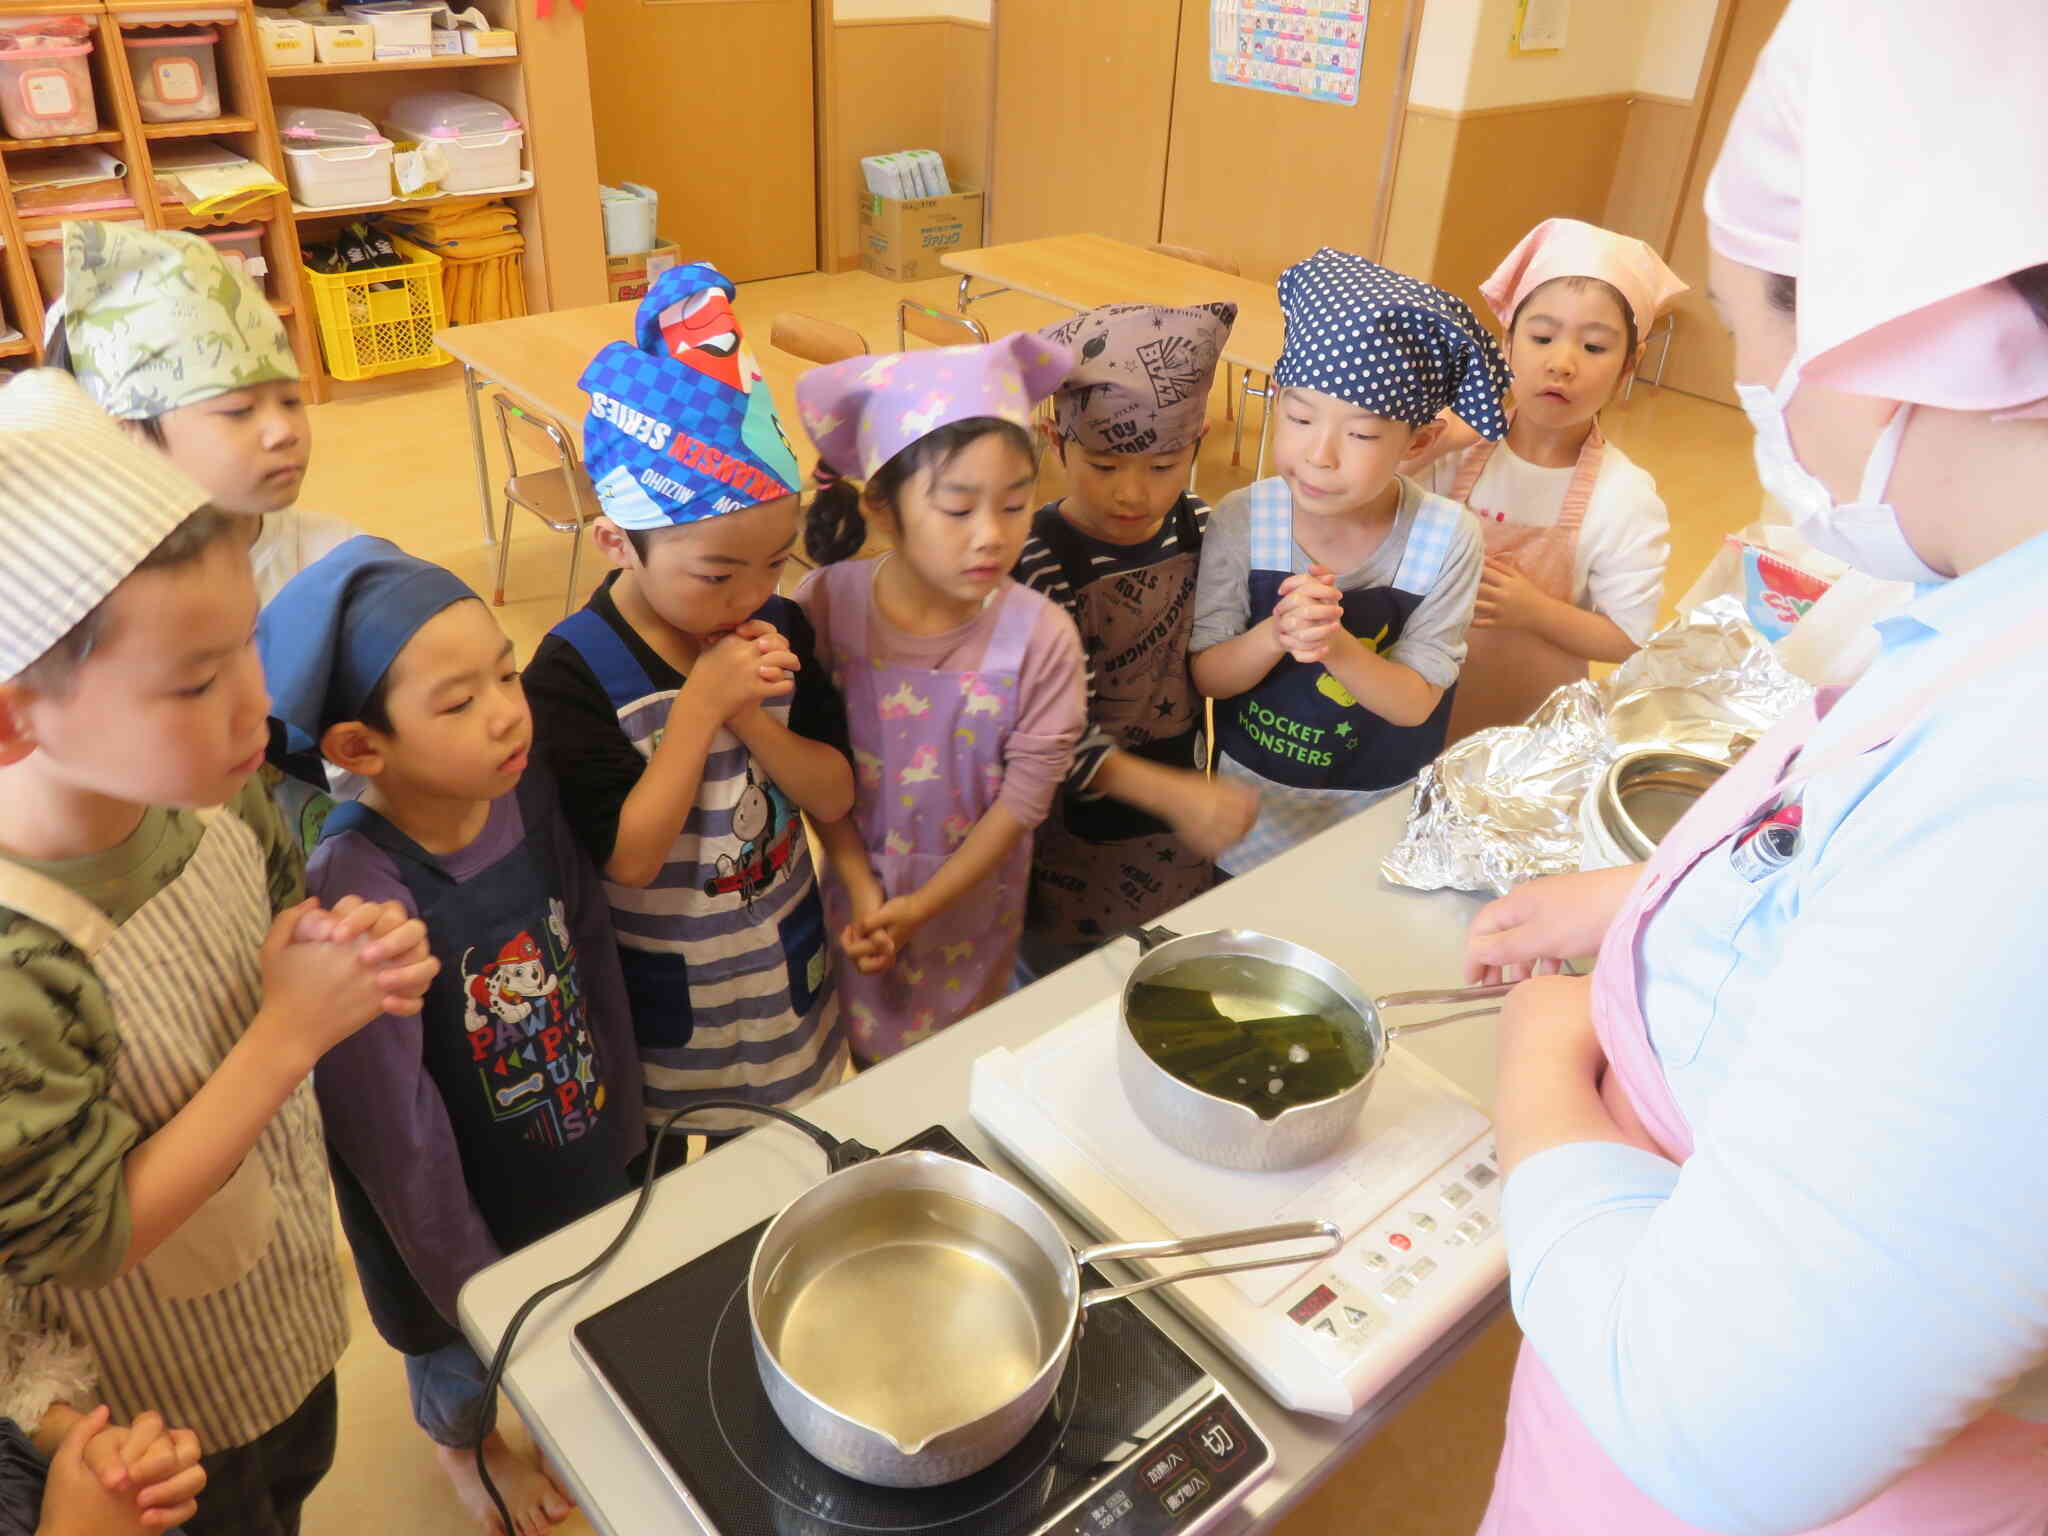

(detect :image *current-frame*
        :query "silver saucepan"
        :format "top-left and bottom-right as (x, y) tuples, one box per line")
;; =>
(1117, 925), (1513, 1171)
(747, 1149), (1339, 1487)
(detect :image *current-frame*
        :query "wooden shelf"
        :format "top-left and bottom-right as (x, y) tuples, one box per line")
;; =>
(291, 172), (533, 221)
(0, 128), (125, 153)
(144, 114), (257, 139)
(160, 196), (283, 228)
(19, 207), (141, 230)
(266, 52), (516, 78)
(0, 336), (32, 360)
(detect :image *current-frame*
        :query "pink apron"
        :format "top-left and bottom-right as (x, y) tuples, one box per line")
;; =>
(820, 562), (1037, 1065)
(1444, 421), (1601, 745)
(1480, 622), (2048, 1534)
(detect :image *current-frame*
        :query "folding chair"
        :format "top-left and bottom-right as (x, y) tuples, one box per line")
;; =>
(769, 311), (869, 367)
(897, 298), (988, 351)
(489, 395), (600, 618)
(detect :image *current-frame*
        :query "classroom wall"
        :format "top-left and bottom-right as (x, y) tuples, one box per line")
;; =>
(823, 14), (991, 271)
(1385, 0), (1726, 316)
(1410, 0), (1651, 112)
(835, 0), (989, 18)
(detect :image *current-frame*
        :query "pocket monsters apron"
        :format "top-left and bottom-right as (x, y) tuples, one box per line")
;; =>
(821, 564), (1038, 1064)
(0, 811), (347, 1451)
(1481, 621), (2048, 1536)
(552, 603), (836, 1121)
(1027, 497), (1216, 948)
(1213, 476), (1459, 794)
(317, 776), (627, 1357)
(1444, 419), (1601, 744)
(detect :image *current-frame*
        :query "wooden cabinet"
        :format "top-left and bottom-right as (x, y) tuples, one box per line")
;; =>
(0, 0), (318, 380)
(0, 0), (604, 399)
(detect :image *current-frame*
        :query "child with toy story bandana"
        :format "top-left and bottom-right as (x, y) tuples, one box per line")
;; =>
(524, 263), (855, 1156)
(51, 221), (355, 606)
(1190, 250), (1509, 874)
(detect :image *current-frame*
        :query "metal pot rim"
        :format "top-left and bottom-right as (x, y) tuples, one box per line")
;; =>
(1119, 928), (1384, 1129)
(745, 1150), (1079, 1458)
(1597, 747), (1727, 862)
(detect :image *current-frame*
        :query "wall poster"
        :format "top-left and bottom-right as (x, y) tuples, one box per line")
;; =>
(1209, 1), (1368, 107)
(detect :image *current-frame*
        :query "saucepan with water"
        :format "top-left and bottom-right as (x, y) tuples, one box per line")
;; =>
(747, 1149), (1338, 1488)
(1117, 925), (1513, 1171)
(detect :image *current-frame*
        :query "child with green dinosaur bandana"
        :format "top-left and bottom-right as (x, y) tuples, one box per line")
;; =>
(49, 220), (356, 605)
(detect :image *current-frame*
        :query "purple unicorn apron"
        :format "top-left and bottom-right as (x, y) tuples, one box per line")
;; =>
(1480, 619), (2048, 1533)
(821, 560), (1037, 1064)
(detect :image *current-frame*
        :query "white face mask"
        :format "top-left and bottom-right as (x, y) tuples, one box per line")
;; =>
(1734, 356), (1943, 584)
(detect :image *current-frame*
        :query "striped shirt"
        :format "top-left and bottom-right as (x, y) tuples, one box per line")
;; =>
(0, 802), (347, 1450)
(526, 576), (850, 1133)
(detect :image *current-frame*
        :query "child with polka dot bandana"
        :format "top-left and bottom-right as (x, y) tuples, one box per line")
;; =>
(1189, 249), (1510, 873)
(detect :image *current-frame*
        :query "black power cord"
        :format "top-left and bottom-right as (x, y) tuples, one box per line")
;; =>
(473, 1099), (878, 1532)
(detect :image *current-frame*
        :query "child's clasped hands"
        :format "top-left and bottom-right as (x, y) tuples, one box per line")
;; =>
(40, 1403), (205, 1535)
(1273, 563), (1347, 664)
(684, 618), (801, 721)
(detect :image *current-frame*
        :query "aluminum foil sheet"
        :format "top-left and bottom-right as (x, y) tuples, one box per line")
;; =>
(1381, 597), (1815, 895)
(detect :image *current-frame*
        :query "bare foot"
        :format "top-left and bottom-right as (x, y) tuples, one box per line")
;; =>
(436, 1432), (575, 1536)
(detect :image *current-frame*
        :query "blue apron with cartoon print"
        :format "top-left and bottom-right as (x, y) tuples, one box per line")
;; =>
(1212, 477), (1459, 792)
(319, 771), (624, 1352)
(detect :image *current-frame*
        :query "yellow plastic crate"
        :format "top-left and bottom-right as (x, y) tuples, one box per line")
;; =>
(302, 235), (448, 382)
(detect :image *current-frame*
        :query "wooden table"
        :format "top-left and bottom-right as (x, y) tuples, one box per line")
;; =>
(436, 300), (636, 543)
(943, 233), (1285, 476)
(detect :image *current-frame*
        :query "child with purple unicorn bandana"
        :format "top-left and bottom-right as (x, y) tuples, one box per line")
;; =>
(795, 332), (1088, 1063)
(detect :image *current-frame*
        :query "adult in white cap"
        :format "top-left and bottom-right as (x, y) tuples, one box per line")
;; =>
(1465, 3), (2048, 1532)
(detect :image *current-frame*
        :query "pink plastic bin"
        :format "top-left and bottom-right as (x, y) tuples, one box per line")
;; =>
(124, 29), (221, 124)
(0, 36), (98, 140)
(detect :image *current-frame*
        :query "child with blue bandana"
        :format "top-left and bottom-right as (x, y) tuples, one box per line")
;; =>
(522, 264), (854, 1159)
(257, 537), (641, 1533)
(1190, 250), (1510, 873)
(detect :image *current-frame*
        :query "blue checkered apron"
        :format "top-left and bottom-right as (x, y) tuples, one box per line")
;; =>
(1213, 477), (1462, 874)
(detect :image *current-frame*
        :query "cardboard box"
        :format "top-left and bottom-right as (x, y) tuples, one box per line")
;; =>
(857, 184), (982, 283)
(461, 27), (517, 56)
(430, 29), (462, 54)
(607, 239), (679, 303)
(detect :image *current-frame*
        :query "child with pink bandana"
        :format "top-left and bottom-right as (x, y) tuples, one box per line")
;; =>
(795, 334), (1087, 1063)
(1416, 218), (1684, 740)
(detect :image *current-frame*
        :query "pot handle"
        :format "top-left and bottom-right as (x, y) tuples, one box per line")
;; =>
(1374, 981), (1518, 1008)
(1129, 924), (1183, 955)
(1073, 1219), (1342, 1310)
(1373, 980), (1518, 1041)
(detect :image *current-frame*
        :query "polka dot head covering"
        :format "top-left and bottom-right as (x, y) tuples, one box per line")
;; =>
(1273, 248), (1511, 439)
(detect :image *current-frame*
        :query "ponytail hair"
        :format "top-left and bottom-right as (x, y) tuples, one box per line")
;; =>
(802, 416), (1039, 567)
(804, 464), (868, 565)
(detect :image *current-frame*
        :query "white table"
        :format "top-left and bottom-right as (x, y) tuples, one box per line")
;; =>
(459, 795), (1493, 1534)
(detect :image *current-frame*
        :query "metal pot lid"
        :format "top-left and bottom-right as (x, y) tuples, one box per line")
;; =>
(1597, 748), (1728, 861)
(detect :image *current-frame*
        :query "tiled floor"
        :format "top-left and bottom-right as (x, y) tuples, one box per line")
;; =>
(297, 266), (1761, 1535)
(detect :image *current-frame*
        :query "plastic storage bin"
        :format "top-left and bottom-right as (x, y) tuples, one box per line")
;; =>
(0, 35), (97, 140)
(342, 3), (436, 57)
(308, 18), (373, 63)
(256, 17), (314, 68)
(280, 105), (393, 208)
(383, 91), (522, 194)
(303, 236), (448, 381)
(124, 29), (221, 124)
(202, 226), (268, 289)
